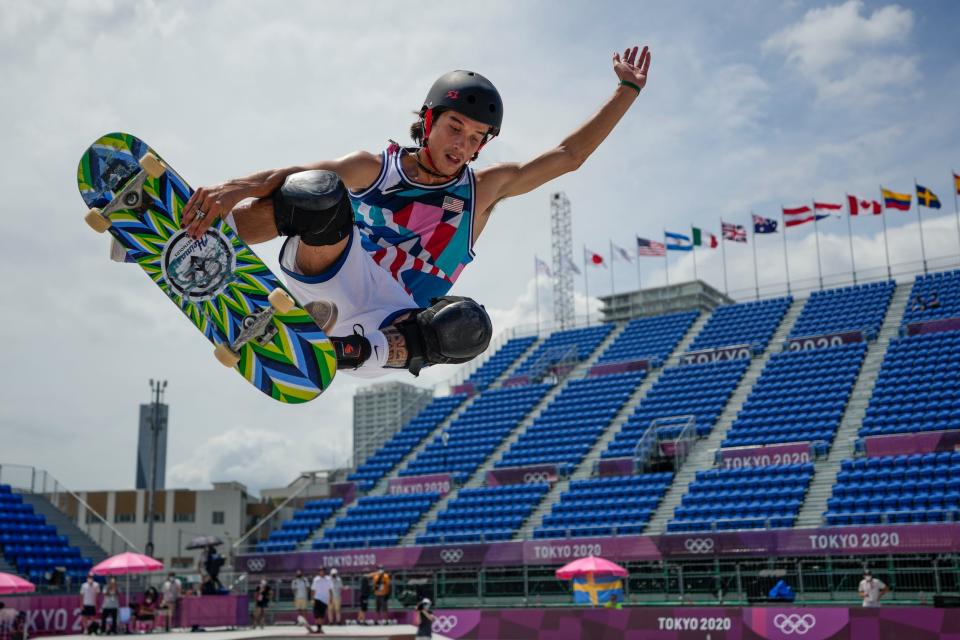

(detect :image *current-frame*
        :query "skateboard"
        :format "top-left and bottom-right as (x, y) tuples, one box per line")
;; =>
(77, 132), (336, 403)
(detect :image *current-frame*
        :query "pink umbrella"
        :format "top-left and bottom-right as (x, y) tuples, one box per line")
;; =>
(91, 552), (164, 576)
(555, 556), (628, 580)
(0, 572), (35, 595)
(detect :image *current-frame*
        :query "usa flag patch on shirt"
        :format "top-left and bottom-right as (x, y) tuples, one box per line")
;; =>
(442, 196), (464, 213)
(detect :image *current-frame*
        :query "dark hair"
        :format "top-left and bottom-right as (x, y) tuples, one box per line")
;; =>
(409, 108), (449, 146)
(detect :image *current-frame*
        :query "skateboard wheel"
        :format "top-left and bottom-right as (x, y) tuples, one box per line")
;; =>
(85, 208), (111, 233)
(268, 288), (296, 314)
(139, 152), (166, 178)
(214, 343), (241, 368)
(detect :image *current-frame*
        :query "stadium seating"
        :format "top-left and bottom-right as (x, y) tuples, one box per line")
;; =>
(256, 498), (343, 553)
(860, 330), (960, 437)
(349, 394), (467, 490)
(597, 310), (699, 366)
(789, 281), (894, 340)
(400, 384), (552, 482)
(825, 453), (960, 525)
(495, 371), (645, 471)
(464, 335), (538, 391)
(315, 493), (440, 549)
(688, 296), (792, 353)
(721, 343), (866, 448)
(603, 360), (750, 458)
(0, 485), (93, 582)
(417, 484), (549, 544)
(667, 464), (813, 532)
(534, 473), (673, 539)
(901, 269), (960, 325)
(511, 325), (615, 379)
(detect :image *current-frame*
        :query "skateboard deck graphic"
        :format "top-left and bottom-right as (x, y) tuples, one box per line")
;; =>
(77, 132), (336, 403)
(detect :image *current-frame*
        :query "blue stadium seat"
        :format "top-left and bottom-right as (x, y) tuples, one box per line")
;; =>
(688, 297), (792, 353)
(597, 311), (698, 366)
(417, 485), (549, 545)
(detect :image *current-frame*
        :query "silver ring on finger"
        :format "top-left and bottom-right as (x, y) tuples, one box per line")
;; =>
(196, 210), (206, 221)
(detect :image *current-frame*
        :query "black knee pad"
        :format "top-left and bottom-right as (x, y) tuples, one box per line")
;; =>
(272, 170), (354, 246)
(394, 296), (493, 376)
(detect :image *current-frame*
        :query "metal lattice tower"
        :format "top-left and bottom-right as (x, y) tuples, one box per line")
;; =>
(550, 192), (575, 329)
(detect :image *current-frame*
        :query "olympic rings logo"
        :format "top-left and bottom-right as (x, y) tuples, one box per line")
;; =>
(432, 615), (459, 634)
(439, 548), (464, 563)
(246, 558), (266, 572)
(773, 613), (816, 635)
(523, 472), (550, 483)
(683, 538), (714, 554)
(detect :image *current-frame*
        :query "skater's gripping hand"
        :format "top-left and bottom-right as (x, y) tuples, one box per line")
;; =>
(181, 183), (247, 240)
(612, 45), (651, 93)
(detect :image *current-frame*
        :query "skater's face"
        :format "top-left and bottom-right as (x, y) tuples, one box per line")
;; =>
(428, 111), (488, 173)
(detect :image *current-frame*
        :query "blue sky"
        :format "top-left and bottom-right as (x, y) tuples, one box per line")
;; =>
(0, 0), (957, 493)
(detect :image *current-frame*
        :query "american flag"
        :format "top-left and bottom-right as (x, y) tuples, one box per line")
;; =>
(442, 196), (464, 213)
(722, 221), (747, 243)
(637, 236), (666, 256)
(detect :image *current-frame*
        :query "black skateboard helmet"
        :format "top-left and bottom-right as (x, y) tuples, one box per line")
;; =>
(420, 70), (503, 137)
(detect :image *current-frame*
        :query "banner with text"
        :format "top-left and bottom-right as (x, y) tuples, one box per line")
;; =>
(387, 473), (452, 496)
(721, 442), (812, 469)
(681, 344), (752, 366)
(864, 430), (960, 457)
(786, 330), (864, 351)
(486, 464), (558, 487)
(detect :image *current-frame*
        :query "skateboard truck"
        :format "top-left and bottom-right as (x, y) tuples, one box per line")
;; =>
(84, 152), (168, 232)
(213, 289), (296, 367)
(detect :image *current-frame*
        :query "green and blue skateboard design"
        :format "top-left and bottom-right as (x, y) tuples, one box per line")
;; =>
(77, 132), (336, 403)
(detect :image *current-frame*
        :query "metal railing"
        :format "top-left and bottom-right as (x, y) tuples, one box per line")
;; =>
(231, 474), (326, 554)
(0, 463), (137, 556)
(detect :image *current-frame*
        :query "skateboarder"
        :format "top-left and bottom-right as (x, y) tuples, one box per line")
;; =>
(181, 45), (651, 378)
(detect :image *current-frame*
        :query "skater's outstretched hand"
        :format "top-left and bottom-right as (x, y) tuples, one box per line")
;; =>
(612, 45), (651, 92)
(181, 183), (250, 240)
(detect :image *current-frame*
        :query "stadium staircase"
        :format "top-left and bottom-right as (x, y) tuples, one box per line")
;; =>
(487, 335), (543, 389)
(516, 311), (711, 538)
(400, 323), (627, 545)
(645, 296), (805, 535)
(794, 281), (911, 527)
(17, 493), (108, 565)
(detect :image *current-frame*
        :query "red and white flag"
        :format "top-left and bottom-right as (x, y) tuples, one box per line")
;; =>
(585, 248), (606, 268)
(783, 205), (814, 227)
(847, 195), (882, 216)
(814, 201), (843, 218)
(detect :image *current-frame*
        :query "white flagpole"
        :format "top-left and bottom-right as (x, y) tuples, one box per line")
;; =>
(663, 230), (670, 286)
(635, 238), (643, 291)
(780, 207), (792, 295)
(692, 241), (699, 282)
(583, 245), (590, 325)
(877, 186), (893, 279)
(720, 219), (729, 295)
(750, 214), (760, 300)
(609, 240), (616, 296)
(914, 178), (929, 274)
(844, 194), (857, 284)
(811, 200), (824, 291)
(533, 255), (541, 335)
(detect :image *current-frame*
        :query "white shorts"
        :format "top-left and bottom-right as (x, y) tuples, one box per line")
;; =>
(277, 226), (416, 378)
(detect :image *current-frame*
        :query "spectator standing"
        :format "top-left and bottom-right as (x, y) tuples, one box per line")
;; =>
(414, 598), (435, 640)
(291, 571), (310, 620)
(252, 580), (271, 629)
(858, 570), (889, 607)
(356, 574), (372, 626)
(310, 568), (332, 634)
(79, 574), (100, 635)
(369, 567), (391, 625)
(328, 569), (343, 625)
(100, 578), (120, 635)
(161, 572), (182, 631)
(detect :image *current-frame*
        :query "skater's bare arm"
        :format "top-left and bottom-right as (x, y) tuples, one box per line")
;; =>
(181, 151), (381, 240)
(474, 45), (650, 232)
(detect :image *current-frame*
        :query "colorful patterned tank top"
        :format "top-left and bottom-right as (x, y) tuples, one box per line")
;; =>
(349, 144), (476, 308)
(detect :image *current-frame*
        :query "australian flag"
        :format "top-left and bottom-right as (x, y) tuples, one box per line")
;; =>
(753, 214), (778, 234)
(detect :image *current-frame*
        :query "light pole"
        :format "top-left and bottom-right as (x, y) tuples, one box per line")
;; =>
(145, 379), (167, 558)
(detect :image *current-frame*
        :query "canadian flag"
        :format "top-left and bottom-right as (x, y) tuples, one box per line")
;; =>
(848, 195), (882, 216)
(585, 249), (606, 267)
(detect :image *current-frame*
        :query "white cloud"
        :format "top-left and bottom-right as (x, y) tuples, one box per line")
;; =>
(764, 0), (916, 104)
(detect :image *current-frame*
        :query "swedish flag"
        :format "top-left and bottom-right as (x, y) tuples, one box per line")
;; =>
(572, 574), (624, 606)
(916, 184), (942, 209)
